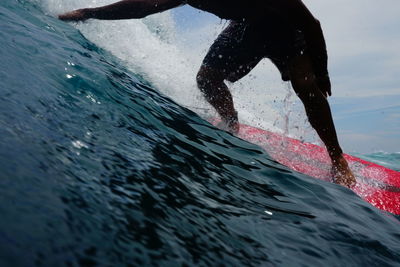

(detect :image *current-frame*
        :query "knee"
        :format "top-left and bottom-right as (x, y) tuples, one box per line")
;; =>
(196, 68), (208, 90)
(196, 67), (224, 95)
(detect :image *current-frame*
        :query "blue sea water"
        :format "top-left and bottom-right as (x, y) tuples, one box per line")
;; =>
(1, 1), (400, 266)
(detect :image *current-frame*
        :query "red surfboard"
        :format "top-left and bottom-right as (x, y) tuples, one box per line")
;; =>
(210, 119), (400, 215)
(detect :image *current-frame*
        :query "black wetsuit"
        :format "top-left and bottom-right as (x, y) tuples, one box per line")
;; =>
(187, 0), (285, 21)
(186, 0), (312, 82)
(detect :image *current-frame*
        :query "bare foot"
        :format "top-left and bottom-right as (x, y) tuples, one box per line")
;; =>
(227, 120), (239, 134)
(217, 119), (239, 134)
(223, 111), (239, 134)
(332, 156), (356, 188)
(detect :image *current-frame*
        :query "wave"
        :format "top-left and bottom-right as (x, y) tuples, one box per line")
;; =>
(37, 0), (318, 140)
(358, 152), (400, 172)
(1, 0), (400, 266)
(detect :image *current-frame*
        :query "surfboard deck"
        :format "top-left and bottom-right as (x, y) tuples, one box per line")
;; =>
(209, 119), (400, 215)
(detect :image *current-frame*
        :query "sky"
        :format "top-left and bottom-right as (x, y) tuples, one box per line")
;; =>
(303, 0), (400, 98)
(44, 0), (399, 153)
(172, 1), (400, 153)
(174, 1), (400, 98)
(301, 0), (400, 152)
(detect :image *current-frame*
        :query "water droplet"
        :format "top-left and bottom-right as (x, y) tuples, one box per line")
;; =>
(264, 210), (273, 215)
(72, 140), (88, 149)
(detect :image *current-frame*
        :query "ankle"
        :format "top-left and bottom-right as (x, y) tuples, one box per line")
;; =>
(328, 148), (343, 163)
(223, 110), (238, 125)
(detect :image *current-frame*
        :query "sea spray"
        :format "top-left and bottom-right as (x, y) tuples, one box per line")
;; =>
(38, 0), (315, 140)
(1, 1), (400, 265)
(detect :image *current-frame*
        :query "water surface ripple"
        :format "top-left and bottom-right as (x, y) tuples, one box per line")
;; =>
(0, 1), (399, 266)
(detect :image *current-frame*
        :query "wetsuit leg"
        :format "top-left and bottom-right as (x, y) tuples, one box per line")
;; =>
(288, 54), (342, 158)
(255, 25), (341, 156)
(288, 54), (355, 187)
(196, 21), (263, 130)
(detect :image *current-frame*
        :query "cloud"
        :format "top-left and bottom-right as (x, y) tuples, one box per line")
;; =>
(304, 0), (400, 97)
(174, 2), (400, 98)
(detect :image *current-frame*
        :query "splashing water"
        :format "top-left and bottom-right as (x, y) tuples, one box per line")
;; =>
(38, 0), (314, 136)
(1, 1), (400, 266)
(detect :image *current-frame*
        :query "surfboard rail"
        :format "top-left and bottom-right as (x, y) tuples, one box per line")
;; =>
(210, 118), (400, 215)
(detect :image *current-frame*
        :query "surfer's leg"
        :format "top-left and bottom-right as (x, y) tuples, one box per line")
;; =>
(197, 66), (239, 132)
(288, 54), (355, 187)
(197, 21), (262, 132)
(289, 55), (341, 156)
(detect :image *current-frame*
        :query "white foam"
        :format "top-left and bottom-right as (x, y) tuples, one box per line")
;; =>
(38, 0), (314, 140)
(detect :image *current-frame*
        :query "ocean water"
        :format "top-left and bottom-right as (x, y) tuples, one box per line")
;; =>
(1, 0), (400, 266)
